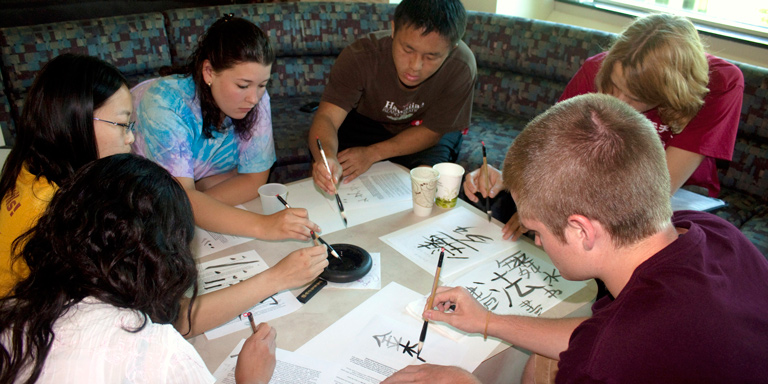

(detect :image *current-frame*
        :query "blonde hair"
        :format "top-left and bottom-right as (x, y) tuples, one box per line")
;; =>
(503, 94), (672, 248)
(596, 13), (709, 133)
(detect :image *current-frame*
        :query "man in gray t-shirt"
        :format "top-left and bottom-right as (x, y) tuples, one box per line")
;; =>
(309, 0), (476, 194)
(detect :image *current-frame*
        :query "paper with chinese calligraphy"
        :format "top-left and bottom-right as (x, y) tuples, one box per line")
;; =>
(379, 207), (518, 281)
(193, 250), (302, 340)
(447, 243), (587, 317)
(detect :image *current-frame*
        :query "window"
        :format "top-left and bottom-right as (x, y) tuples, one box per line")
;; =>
(568, 0), (768, 46)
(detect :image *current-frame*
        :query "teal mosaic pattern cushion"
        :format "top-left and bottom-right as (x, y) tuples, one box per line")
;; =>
(734, 62), (768, 140)
(163, 4), (302, 67)
(0, 12), (171, 115)
(270, 56), (335, 98)
(472, 67), (567, 121)
(739, 208), (768, 258)
(720, 137), (768, 199)
(456, 108), (527, 173)
(715, 187), (766, 228)
(291, 2), (395, 55)
(717, 62), (768, 202)
(463, 14), (614, 83)
(0, 69), (13, 145)
(270, 96), (316, 167)
(164, 2), (396, 68)
(268, 96), (318, 184)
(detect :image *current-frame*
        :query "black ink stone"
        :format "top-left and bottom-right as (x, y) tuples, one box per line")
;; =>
(320, 243), (372, 283)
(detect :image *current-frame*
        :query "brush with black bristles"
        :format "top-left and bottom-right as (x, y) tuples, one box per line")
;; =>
(275, 194), (340, 259)
(316, 137), (348, 227)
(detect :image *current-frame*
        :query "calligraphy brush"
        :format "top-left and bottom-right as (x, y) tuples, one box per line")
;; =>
(316, 137), (348, 227)
(418, 247), (445, 357)
(275, 194), (340, 259)
(481, 141), (491, 223)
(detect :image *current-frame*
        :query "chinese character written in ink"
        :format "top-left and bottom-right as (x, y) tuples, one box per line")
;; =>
(491, 271), (547, 306)
(399, 340), (426, 362)
(542, 269), (561, 285)
(417, 227), (493, 259)
(259, 295), (278, 306)
(373, 331), (402, 351)
(466, 283), (501, 310)
(520, 299), (543, 315)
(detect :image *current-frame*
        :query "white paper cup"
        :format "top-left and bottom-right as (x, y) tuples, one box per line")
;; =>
(258, 183), (288, 215)
(432, 162), (465, 208)
(410, 167), (440, 217)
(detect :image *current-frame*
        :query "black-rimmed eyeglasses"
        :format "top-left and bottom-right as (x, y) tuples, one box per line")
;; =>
(93, 118), (135, 133)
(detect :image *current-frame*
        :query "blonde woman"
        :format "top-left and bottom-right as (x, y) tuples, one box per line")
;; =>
(464, 13), (744, 241)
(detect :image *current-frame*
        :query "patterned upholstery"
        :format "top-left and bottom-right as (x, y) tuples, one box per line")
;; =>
(163, 4), (302, 67)
(270, 96), (317, 167)
(270, 56), (336, 98)
(290, 2), (395, 55)
(472, 67), (567, 119)
(456, 108), (527, 173)
(163, 3), (395, 67)
(0, 69), (12, 146)
(739, 208), (768, 256)
(463, 14), (614, 83)
(0, 12), (171, 123)
(717, 62), (768, 204)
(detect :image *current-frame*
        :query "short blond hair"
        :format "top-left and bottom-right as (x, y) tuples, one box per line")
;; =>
(503, 94), (672, 248)
(596, 13), (709, 133)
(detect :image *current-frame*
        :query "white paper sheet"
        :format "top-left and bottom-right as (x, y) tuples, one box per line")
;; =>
(297, 282), (500, 375)
(379, 207), (518, 282)
(671, 188), (726, 212)
(213, 342), (337, 384)
(332, 314), (468, 383)
(193, 250), (268, 295)
(326, 253), (382, 290)
(337, 165), (412, 210)
(191, 205), (253, 258)
(195, 250), (302, 340)
(192, 227), (252, 259)
(284, 161), (412, 235)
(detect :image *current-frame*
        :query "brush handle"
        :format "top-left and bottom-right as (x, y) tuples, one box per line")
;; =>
(334, 193), (345, 212)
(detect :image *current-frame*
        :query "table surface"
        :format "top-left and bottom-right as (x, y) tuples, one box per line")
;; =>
(189, 177), (597, 382)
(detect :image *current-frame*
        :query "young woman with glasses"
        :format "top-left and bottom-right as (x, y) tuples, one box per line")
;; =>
(0, 53), (135, 295)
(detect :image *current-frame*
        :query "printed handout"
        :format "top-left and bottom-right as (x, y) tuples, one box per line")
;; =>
(297, 282), (501, 377)
(333, 314), (468, 383)
(284, 161), (412, 234)
(213, 342), (337, 384)
(193, 250), (302, 340)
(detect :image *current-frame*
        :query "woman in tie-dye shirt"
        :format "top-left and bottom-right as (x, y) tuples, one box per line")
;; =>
(133, 15), (320, 243)
(133, 17), (329, 337)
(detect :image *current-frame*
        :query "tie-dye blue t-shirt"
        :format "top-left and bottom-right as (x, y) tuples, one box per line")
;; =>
(131, 75), (276, 180)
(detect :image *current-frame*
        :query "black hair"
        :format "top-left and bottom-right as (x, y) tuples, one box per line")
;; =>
(0, 154), (199, 384)
(394, 0), (467, 45)
(0, 53), (128, 203)
(187, 14), (275, 140)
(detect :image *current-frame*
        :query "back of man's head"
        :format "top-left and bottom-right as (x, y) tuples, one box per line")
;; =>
(394, 0), (467, 46)
(503, 93), (672, 248)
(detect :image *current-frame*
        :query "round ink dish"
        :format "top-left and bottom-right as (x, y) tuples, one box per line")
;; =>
(320, 244), (372, 283)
